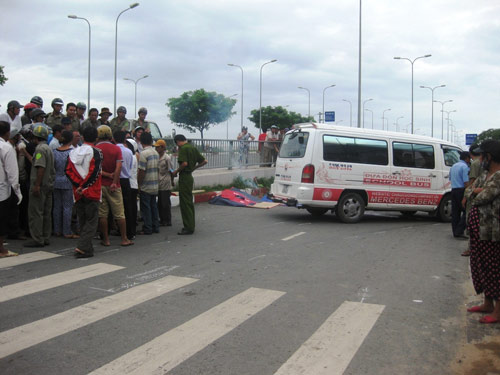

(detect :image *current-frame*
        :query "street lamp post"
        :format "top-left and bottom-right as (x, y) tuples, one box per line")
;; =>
(434, 99), (453, 140)
(382, 108), (391, 130)
(393, 54), (432, 134)
(226, 93), (238, 140)
(68, 15), (91, 109)
(443, 109), (457, 142)
(357, 0), (362, 128)
(228, 63), (244, 130)
(420, 84), (445, 138)
(322, 84), (336, 123)
(114, 2), (139, 115)
(342, 99), (352, 127)
(362, 98), (372, 128)
(298, 86), (311, 120)
(123, 75), (148, 115)
(365, 108), (373, 129)
(259, 59), (277, 134)
(395, 116), (404, 132)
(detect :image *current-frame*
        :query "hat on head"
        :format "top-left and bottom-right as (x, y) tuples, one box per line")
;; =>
(133, 126), (145, 134)
(117, 106), (127, 114)
(270, 125), (278, 129)
(154, 139), (166, 148)
(126, 138), (138, 153)
(24, 103), (37, 110)
(76, 102), (87, 110)
(7, 100), (23, 109)
(30, 108), (46, 120)
(99, 107), (112, 116)
(30, 96), (43, 106)
(138, 107), (147, 115)
(476, 139), (500, 157)
(51, 98), (64, 107)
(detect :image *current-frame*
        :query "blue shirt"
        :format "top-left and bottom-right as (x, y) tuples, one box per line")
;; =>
(449, 160), (469, 189)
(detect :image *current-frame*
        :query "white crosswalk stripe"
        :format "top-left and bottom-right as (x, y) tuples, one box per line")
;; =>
(89, 287), (286, 375)
(0, 251), (60, 269)
(274, 301), (385, 375)
(0, 263), (124, 303)
(0, 275), (198, 359)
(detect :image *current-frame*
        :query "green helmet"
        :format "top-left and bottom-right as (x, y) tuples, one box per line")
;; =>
(97, 125), (112, 139)
(33, 125), (49, 140)
(76, 102), (87, 110)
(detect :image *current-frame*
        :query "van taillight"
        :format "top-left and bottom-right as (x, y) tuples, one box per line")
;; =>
(301, 164), (315, 183)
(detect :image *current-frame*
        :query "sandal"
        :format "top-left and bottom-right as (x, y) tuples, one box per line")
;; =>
(0, 250), (19, 258)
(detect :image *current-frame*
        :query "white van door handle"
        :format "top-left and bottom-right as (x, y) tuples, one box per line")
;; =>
(392, 171), (401, 175)
(444, 174), (449, 179)
(428, 173), (437, 178)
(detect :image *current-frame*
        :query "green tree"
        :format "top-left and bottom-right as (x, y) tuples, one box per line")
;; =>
(247, 106), (312, 132)
(167, 89), (236, 139)
(0, 66), (7, 86)
(476, 128), (500, 143)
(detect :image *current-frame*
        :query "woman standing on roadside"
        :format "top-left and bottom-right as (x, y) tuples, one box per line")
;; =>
(465, 139), (500, 324)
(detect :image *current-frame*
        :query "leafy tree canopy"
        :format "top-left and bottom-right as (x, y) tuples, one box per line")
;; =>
(476, 128), (500, 143)
(247, 106), (312, 132)
(0, 66), (7, 86)
(167, 89), (236, 139)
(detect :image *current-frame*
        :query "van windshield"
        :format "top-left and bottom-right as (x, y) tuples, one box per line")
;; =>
(279, 132), (309, 158)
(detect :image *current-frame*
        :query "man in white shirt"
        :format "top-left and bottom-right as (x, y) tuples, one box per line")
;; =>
(0, 121), (22, 257)
(0, 100), (23, 137)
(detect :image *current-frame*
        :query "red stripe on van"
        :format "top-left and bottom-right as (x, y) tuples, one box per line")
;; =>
(367, 191), (442, 205)
(313, 188), (343, 201)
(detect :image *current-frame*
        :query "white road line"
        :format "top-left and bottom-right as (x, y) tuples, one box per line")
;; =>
(248, 254), (266, 261)
(274, 301), (385, 375)
(0, 263), (124, 303)
(89, 287), (285, 375)
(0, 275), (198, 359)
(282, 232), (306, 241)
(0, 251), (60, 269)
(216, 230), (232, 234)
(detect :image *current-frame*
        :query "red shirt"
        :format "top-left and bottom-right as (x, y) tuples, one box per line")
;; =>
(96, 141), (123, 187)
(258, 133), (267, 151)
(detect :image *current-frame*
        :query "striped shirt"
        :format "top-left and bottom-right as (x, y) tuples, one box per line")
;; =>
(138, 146), (159, 194)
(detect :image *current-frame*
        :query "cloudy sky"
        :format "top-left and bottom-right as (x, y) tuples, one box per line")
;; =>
(1, 0), (499, 145)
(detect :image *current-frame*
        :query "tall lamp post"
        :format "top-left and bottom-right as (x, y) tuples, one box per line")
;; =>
(357, 0), (362, 128)
(443, 109), (457, 142)
(362, 98), (372, 128)
(434, 99), (453, 140)
(298, 86), (311, 120)
(123, 75), (148, 115)
(393, 54), (431, 134)
(382, 108), (391, 130)
(114, 2), (139, 115)
(395, 116), (404, 132)
(420, 84), (445, 138)
(259, 59), (277, 134)
(226, 93), (238, 140)
(68, 15), (91, 109)
(342, 99), (352, 127)
(227, 64), (244, 130)
(365, 108), (373, 129)
(322, 84), (336, 123)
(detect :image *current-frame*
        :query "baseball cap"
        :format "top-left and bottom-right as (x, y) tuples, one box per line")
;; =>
(7, 100), (24, 109)
(154, 139), (166, 147)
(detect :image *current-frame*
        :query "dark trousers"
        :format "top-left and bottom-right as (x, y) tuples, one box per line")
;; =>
(7, 187), (21, 237)
(75, 198), (99, 255)
(451, 187), (466, 236)
(158, 190), (172, 225)
(120, 178), (135, 238)
(28, 188), (53, 244)
(139, 191), (159, 234)
(179, 173), (195, 232)
(130, 188), (138, 237)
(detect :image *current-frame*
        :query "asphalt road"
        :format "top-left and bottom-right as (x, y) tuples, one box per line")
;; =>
(0, 203), (478, 374)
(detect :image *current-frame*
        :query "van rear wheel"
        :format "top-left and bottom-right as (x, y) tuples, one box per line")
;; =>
(306, 208), (329, 217)
(336, 192), (365, 223)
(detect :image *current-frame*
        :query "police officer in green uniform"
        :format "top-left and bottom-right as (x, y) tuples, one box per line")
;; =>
(172, 134), (207, 235)
(110, 106), (131, 133)
(45, 98), (64, 129)
(24, 125), (56, 247)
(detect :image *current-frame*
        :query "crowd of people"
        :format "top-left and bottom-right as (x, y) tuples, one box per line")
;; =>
(0, 96), (207, 259)
(450, 140), (500, 324)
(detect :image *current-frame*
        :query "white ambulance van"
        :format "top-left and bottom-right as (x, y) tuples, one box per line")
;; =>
(269, 123), (463, 223)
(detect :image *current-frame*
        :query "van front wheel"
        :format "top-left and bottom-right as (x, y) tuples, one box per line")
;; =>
(336, 192), (365, 223)
(437, 194), (452, 222)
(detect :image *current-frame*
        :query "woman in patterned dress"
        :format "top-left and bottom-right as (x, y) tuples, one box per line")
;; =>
(464, 139), (500, 324)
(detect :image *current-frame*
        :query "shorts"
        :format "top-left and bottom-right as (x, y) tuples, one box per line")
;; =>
(99, 185), (125, 219)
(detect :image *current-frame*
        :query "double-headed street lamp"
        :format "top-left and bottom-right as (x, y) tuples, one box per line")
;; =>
(382, 108), (391, 130)
(298, 86), (311, 120)
(68, 15), (91, 110)
(322, 84), (336, 123)
(365, 108), (373, 129)
(342, 99), (352, 127)
(443, 109), (457, 142)
(114, 3), (139, 115)
(420, 84), (445, 138)
(259, 59), (277, 134)
(394, 54), (432, 134)
(434, 99), (453, 140)
(123, 75), (148, 115)
(362, 98), (372, 128)
(227, 64), (244, 130)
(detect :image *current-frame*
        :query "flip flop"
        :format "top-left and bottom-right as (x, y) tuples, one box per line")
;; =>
(121, 241), (134, 247)
(479, 315), (499, 324)
(100, 241), (111, 247)
(0, 250), (18, 258)
(467, 306), (490, 313)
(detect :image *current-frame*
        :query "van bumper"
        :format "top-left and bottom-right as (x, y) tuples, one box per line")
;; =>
(267, 193), (298, 207)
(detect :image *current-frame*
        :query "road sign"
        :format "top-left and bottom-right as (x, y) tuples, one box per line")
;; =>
(465, 134), (478, 145)
(325, 111), (335, 122)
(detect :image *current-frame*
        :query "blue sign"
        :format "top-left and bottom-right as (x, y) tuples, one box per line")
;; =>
(325, 111), (335, 122)
(465, 134), (478, 145)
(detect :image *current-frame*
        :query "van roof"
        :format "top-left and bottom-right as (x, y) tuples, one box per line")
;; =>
(292, 122), (461, 148)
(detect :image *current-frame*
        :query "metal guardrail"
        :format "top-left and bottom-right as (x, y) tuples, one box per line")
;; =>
(167, 138), (281, 170)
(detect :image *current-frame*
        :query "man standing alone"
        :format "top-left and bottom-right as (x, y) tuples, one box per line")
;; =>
(449, 151), (470, 238)
(172, 135), (207, 235)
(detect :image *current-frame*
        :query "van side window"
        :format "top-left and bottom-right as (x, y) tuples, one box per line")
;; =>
(393, 142), (435, 169)
(442, 147), (461, 167)
(323, 135), (388, 165)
